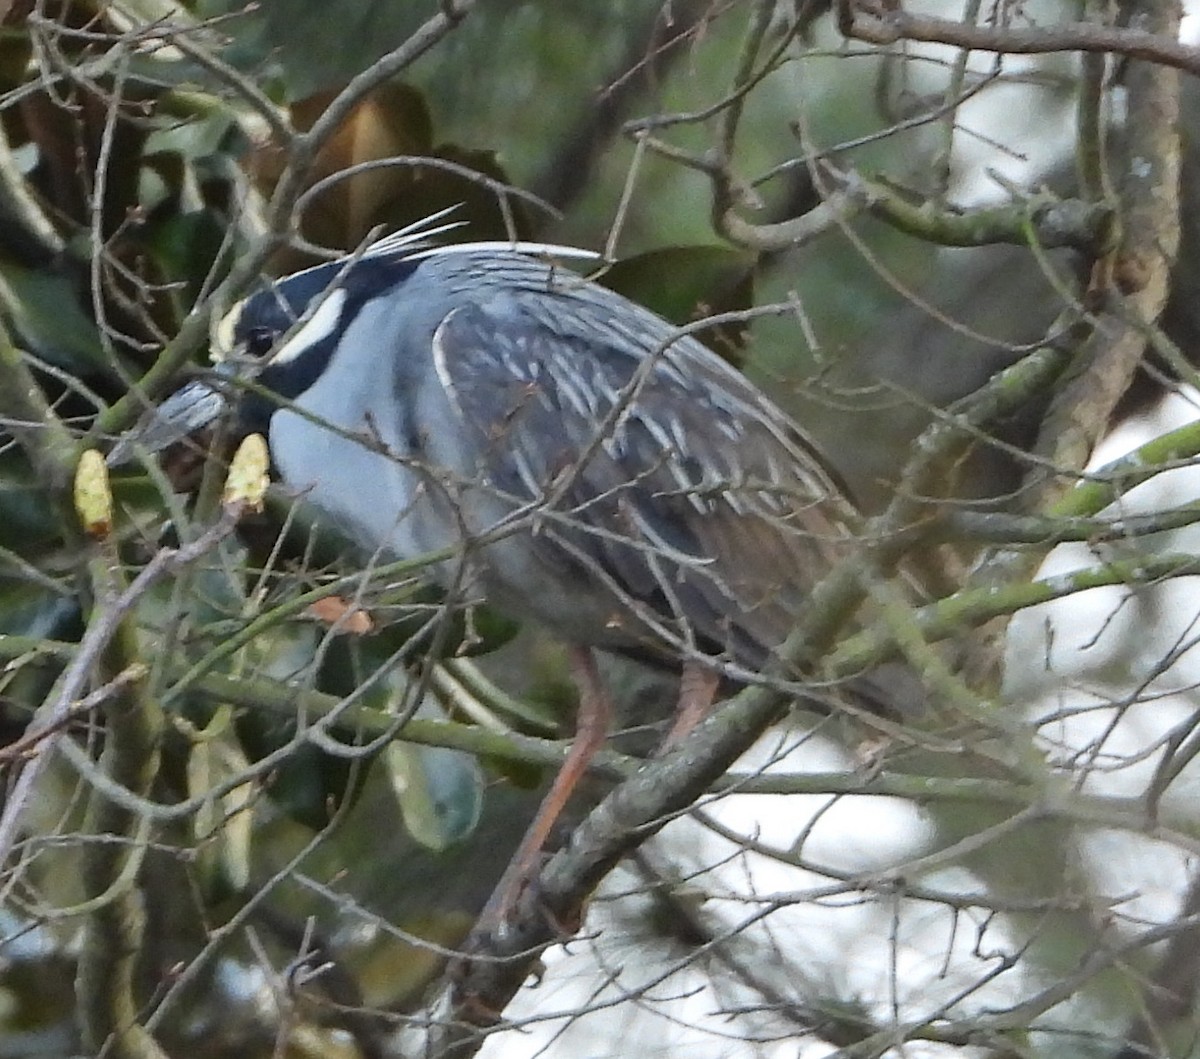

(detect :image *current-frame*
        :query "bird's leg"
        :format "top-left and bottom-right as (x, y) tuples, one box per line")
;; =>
(482, 645), (612, 928)
(480, 655), (715, 930)
(661, 660), (720, 748)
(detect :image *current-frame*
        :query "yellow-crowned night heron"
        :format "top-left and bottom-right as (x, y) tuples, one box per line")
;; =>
(120, 211), (872, 902)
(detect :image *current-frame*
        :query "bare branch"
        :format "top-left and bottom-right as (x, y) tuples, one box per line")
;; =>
(844, 2), (1200, 79)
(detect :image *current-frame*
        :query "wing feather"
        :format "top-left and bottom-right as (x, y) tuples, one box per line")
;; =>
(431, 273), (853, 668)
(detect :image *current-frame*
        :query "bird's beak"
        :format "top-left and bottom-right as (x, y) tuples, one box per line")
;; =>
(106, 378), (230, 467)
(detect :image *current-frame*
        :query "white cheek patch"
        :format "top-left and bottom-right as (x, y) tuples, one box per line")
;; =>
(268, 287), (348, 367)
(212, 300), (244, 362)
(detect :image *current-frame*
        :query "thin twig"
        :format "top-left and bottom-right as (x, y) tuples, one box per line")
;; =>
(0, 506), (243, 865)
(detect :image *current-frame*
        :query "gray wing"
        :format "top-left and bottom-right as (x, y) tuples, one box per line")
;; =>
(430, 282), (853, 668)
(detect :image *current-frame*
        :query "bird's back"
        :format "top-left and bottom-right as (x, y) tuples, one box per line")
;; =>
(357, 247), (859, 674)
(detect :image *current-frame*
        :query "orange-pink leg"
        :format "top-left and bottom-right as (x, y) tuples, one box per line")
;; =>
(482, 654), (719, 929)
(484, 646), (613, 927)
(661, 660), (720, 747)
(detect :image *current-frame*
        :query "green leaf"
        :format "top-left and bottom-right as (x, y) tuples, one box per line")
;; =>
(0, 261), (111, 376)
(601, 246), (757, 361)
(194, 0), (432, 100)
(185, 706), (255, 899)
(0, 579), (79, 639)
(386, 741), (483, 850)
(233, 712), (372, 832)
(0, 453), (61, 555)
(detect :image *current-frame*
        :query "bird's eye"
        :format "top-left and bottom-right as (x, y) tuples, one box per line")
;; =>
(245, 326), (277, 359)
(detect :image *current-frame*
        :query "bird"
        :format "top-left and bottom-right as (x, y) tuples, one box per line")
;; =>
(117, 210), (881, 915)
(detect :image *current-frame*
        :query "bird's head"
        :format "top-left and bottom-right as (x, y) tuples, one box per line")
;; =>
(106, 217), (446, 466)
(107, 208), (597, 468)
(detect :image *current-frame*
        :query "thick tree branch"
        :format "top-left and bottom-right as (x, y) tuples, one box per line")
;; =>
(1026, 0), (1182, 508)
(843, 2), (1200, 78)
